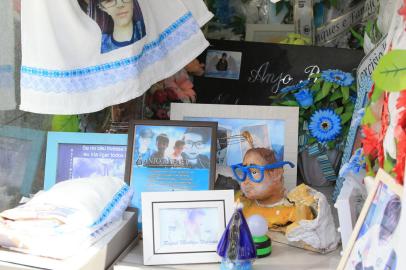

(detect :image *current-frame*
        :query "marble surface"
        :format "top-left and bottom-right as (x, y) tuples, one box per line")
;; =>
(114, 240), (341, 270)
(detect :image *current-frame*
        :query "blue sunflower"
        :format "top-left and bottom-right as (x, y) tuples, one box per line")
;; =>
(309, 109), (342, 142)
(280, 80), (310, 94)
(321, 69), (354, 87)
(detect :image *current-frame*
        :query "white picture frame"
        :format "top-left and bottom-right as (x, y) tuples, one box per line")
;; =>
(141, 190), (234, 265)
(245, 23), (294, 43)
(337, 169), (403, 270)
(334, 182), (364, 254)
(171, 103), (299, 191)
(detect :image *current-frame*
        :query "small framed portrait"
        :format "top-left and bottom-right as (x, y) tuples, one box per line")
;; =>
(204, 50), (242, 80)
(125, 120), (217, 224)
(337, 169), (403, 270)
(44, 132), (128, 190)
(245, 23), (295, 43)
(171, 103), (299, 191)
(141, 190), (234, 265)
(0, 126), (46, 211)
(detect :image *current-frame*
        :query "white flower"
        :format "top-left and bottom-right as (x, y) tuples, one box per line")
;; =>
(383, 93), (400, 159)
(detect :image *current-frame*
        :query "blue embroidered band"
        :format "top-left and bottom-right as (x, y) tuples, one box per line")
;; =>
(21, 12), (199, 93)
(91, 184), (131, 227)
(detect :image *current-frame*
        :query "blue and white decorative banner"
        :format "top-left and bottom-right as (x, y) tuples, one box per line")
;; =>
(334, 34), (387, 201)
(316, 0), (380, 45)
(19, 0), (213, 114)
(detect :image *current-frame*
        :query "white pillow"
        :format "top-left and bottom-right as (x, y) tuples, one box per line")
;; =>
(1, 176), (133, 228)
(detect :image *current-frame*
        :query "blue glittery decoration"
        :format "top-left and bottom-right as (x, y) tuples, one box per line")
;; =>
(333, 75), (373, 201)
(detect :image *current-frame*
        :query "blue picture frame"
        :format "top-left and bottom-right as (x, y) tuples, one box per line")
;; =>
(0, 126), (46, 196)
(44, 132), (128, 190)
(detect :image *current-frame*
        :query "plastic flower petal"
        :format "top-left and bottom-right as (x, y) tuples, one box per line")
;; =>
(378, 94), (390, 167)
(396, 90), (406, 112)
(393, 124), (406, 184)
(280, 80), (310, 94)
(399, 0), (406, 22)
(362, 125), (379, 159)
(309, 109), (342, 142)
(293, 88), (314, 107)
(321, 69), (354, 87)
(394, 91), (406, 183)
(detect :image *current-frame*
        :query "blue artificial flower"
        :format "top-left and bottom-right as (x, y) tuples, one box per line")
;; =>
(293, 88), (313, 107)
(321, 69), (354, 87)
(280, 80), (310, 94)
(309, 109), (342, 142)
(339, 148), (366, 178)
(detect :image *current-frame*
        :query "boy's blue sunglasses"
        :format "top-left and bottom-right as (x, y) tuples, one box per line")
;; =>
(231, 161), (295, 183)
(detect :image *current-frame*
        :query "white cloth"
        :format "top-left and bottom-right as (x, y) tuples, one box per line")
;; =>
(0, 217), (122, 259)
(20, 0), (212, 114)
(0, 0), (17, 110)
(385, 0), (406, 50)
(285, 186), (340, 252)
(377, 0), (398, 36)
(1, 176), (133, 227)
(0, 176), (133, 259)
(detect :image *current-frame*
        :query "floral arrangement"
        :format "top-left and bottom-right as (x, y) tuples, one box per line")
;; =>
(361, 49), (406, 184)
(144, 59), (205, 120)
(272, 69), (357, 182)
(274, 69), (356, 149)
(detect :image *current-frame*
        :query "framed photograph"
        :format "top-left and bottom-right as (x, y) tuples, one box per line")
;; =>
(337, 169), (403, 270)
(204, 50), (242, 80)
(44, 132), (128, 190)
(125, 120), (217, 223)
(171, 104), (299, 191)
(245, 23), (294, 43)
(0, 126), (46, 209)
(141, 190), (234, 265)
